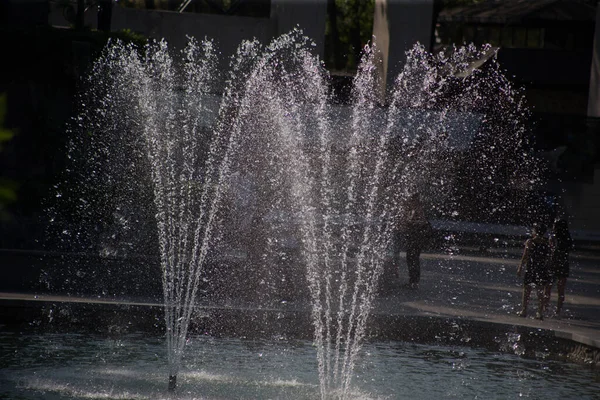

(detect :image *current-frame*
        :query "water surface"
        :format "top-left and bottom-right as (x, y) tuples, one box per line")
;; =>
(1, 329), (598, 399)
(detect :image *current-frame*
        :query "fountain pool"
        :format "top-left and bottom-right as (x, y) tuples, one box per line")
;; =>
(1, 325), (599, 400)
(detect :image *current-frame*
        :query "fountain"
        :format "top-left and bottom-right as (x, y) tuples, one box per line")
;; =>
(29, 29), (555, 399)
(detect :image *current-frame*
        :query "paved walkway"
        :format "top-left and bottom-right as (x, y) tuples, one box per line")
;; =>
(374, 250), (600, 349)
(1, 250), (599, 350)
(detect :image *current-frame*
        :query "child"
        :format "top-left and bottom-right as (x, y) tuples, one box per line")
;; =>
(517, 223), (550, 320)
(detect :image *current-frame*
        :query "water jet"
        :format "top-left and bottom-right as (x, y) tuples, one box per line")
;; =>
(13, 30), (570, 399)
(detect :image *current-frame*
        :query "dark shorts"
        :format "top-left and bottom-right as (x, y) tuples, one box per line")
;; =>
(550, 253), (570, 279)
(524, 267), (549, 286)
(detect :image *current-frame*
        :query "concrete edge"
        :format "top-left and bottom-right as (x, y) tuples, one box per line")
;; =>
(1, 296), (598, 367)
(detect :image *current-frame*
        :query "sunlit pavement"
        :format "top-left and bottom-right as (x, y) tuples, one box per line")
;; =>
(1, 250), (599, 349)
(375, 250), (600, 349)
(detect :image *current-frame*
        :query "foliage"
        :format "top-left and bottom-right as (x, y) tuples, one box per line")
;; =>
(0, 95), (13, 150)
(325, 0), (375, 72)
(111, 29), (148, 48)
(0, 94), (17, 220)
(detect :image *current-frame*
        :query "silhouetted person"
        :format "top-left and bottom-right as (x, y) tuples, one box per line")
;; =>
(517, 223), (550, 319)
(398, 193), (430, 289)
(97, 0), (113, 32)
(545, 218), (574, 317)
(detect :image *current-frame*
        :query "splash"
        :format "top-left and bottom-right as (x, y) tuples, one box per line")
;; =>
(50, 30), (537, 399)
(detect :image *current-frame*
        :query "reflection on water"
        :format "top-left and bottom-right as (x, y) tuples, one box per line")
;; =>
(0, 329), (598, 399)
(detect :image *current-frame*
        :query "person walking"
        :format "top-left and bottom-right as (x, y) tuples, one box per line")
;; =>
(400, 193), (431, 290)
(545, 218), (574, 317)
(517, 223), (551, 320)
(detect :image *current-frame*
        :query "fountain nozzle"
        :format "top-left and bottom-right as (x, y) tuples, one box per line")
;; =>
(168, 375), (177, 392)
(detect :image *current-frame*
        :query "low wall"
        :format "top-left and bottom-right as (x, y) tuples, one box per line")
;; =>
(111, 7), (274, 57)
(1, 297), (597, 367)
(0, 249), (163, 301)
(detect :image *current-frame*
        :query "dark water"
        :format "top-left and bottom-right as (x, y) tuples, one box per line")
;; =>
(0, 328), (598, 399)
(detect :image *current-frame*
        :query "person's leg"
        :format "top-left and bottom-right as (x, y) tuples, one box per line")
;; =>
(413, 246), (422, 284)
(392, 229), (402, 279)
(544, 282), (553, 313)
(535, 285), (545, 320)
(380, 230), (401, 291)
(519, 285), (531, 317)
(556, 277), (567, 314)
(406, 244), (420, 285)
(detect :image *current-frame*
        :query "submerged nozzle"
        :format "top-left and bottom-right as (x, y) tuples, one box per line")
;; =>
(168, 374), (177, 392)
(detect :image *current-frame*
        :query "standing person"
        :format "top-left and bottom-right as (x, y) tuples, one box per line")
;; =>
(545, 218), (574, 317)
(400, 193), (431, 290)
(517, 223), (551, 319)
